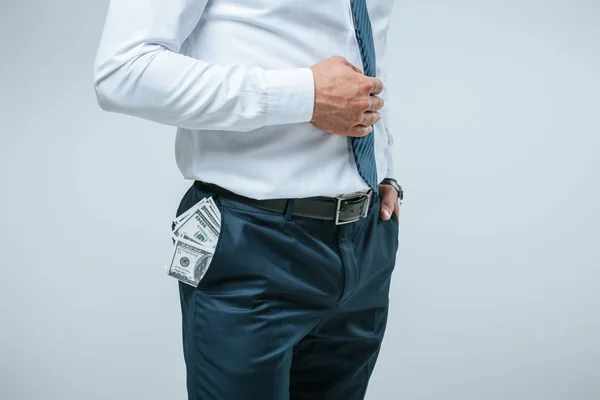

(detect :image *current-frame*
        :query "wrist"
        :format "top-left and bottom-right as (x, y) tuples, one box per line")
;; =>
(380, 178), (403, 205)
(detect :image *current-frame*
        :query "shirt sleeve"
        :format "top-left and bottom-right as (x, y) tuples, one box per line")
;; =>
(377, 57), (396, 179)
(383, 113), (396, 179)
(93, 0), (315, 131)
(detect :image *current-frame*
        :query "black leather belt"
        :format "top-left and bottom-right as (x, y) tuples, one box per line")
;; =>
(194, 181), (373, 225)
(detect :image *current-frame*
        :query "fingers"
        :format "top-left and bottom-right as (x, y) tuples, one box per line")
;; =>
(349, 125), (373, 137)
(367, 96), (384, 112)
(379, 185), (398, 220)
(368, 77), (384, 95)
(313, 55), (386, 138)
(361, 111), (382, 126)
(393, 202), (400, 218)
(359, 76), (383, 95)
(348, 112), (381, 137)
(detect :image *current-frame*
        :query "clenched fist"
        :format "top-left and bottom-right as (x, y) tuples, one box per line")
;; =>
(309, 55), (384, 137)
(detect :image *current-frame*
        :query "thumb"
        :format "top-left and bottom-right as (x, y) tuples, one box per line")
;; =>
(380, 195), (395, 220)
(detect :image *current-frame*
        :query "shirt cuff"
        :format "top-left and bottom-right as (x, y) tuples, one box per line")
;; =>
(265, 68), (315, 126)
(385, 172), (396, 181)
(385, 161), (396, 180)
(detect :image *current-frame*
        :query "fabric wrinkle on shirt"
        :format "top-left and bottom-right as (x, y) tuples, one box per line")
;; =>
(93, 0), (396, 199)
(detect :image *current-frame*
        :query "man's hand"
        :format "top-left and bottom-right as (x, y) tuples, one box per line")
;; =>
(379, 184), (400, 221)
(310, 56), (384, 137)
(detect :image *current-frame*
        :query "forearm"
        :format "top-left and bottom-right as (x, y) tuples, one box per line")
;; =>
(92, 0), (314, 131)
(94, 50), (314, 131)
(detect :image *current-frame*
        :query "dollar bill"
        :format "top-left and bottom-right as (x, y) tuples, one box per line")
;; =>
(199, 197), (220, 223)
(168, 196), (222, 287)
(174, 198), (208, 226)
(199, 202), (220, 231)
(180, 233), (214, 252)
(174, 197), (221, 228)
(173, 207), (219, 250)
(167, 236), (214, 287)
(204, 199), (220, 225)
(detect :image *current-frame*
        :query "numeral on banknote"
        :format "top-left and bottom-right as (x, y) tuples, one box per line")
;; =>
(167, 197), (221, 287)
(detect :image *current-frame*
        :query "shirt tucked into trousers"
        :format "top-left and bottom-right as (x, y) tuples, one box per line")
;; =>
(95, 0), (399, 398)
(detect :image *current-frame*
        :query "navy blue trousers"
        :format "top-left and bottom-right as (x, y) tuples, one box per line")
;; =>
(176, 183), (399, 400)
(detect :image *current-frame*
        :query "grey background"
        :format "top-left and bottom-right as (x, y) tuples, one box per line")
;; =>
(1, 0), (599, 399)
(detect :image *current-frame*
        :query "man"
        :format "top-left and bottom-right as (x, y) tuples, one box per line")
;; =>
(93, 0), (402, 398)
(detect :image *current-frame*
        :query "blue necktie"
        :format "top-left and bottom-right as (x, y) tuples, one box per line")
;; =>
(350, 0), (378, 192)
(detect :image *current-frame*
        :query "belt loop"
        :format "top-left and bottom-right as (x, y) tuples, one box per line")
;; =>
(284, 199), (295, 221)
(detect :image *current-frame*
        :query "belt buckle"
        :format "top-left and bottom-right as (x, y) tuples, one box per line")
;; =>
(334, 190), (372, 225)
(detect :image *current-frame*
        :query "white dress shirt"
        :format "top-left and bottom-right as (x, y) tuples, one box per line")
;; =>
(94, 0), (396, 199)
